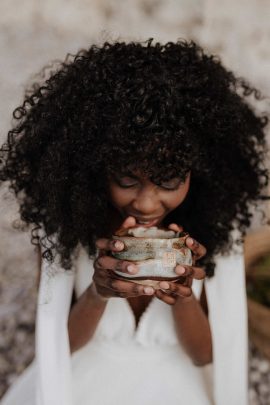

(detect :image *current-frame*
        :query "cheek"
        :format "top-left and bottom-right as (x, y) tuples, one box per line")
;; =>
(164, 182), (190, 209)
(165, 192), (187, 210)
(108, 185), (132, 209)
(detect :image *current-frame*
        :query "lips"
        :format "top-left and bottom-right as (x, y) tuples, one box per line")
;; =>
(131, 217), (161, 227)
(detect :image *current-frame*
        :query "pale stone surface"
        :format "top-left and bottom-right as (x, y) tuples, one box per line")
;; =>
(0, 0), (270, 401)
(201, 0), (270, 93)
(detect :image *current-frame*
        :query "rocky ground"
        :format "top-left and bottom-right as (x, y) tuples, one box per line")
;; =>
(249, 343), (270, 405)
(249, 342), (270, 405)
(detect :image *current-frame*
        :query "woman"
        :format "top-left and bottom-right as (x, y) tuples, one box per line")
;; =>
(0, 39), (269, 405)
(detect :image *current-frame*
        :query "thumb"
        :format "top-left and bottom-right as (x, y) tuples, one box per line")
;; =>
(168, 223), (183, 232)
(121, 216), (137, 228)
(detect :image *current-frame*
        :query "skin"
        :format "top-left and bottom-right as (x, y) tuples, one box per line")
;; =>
(107, 171), (191, 230)
(68, 171), (212, 365)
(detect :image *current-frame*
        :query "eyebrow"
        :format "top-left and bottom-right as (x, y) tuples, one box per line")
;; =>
(115, 172), (182, 183)
(115, 172), (140, 179)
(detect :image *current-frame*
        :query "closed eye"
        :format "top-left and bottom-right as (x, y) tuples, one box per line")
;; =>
(113, 175), (183, 190)
(113, 176), (138, 188)
(158, 179), (183, 191)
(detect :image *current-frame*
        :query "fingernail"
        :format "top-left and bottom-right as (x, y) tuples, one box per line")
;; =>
(187, 237), (194, 246)
(175, 266), (185, 275)
(144, 287), (154, 295)
(159, 281), (170, 289)
(127, 265), (137, 274)
(114, 241), (124, 250)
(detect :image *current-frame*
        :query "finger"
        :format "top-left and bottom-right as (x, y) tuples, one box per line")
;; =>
(174, 265), (205, 280)
(174, 275), (193, 288)
(94, 255), (139, 275)
(121, 216), (137, 228)
(185, 237), (207, 260)
(155, 289), (177, 305)
(96, 238), (125, 253)
(191, 266), (206, 280)
(168, 223), (184, 232)
(108, 278), (155, 297)
(158, 281), (192, 297)
(174, 265), (187, 276)
(93, 270), (155, 297)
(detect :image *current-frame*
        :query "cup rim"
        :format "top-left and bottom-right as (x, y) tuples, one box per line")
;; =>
(112, 235), (187, 242)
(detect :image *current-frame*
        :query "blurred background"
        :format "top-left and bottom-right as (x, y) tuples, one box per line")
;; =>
(0, 0), (270, 403)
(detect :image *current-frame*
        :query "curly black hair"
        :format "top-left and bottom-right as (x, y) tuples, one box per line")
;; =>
(0, 39), (269, 276)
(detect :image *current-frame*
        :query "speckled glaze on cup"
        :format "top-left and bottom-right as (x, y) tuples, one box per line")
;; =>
(112, 227), (192, 287)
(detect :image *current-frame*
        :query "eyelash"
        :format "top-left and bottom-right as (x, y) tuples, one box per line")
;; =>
(116, 181), (180, 191)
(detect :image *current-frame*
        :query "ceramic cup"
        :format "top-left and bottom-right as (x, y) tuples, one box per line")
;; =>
(112, 226), (192, 288)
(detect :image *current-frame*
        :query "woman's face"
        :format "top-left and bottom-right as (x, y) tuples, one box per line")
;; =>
(108, 170), (191, 227)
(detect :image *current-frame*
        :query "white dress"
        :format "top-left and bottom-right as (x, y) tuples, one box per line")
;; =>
(1, 241), (248, 405)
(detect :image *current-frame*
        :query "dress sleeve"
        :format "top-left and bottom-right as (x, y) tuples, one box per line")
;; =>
(35, 241), (75, 405)
(204, 244), (248, 405)
(74, 246), (95, 298)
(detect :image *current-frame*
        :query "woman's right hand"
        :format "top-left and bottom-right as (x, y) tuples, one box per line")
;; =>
(92, 216), (155, 301)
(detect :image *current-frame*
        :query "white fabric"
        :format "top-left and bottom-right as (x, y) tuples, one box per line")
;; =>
(205, 251), (248, 405)
(1, 242), (248, 405)
(36, 255), (75, 405)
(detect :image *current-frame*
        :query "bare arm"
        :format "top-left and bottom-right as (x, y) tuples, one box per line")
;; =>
(68, 283), (108, 353)
(171, 287), (212, 366)
(156, 223), (212, 366)
(68, 216), (156, 353)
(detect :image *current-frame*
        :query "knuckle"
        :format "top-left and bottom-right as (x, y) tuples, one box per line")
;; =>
(194, 240), (200, 248)
(198, 245), (207, 258)
(93, 260), (100, 272)
(93, 273), (103, 287)
(185, 266), (194, 277)
(132, 284), (141, 295)
(197, 267), (206, 280)
(155, 289), (162, 298)
(169, 283), (176, 292)
(109, 278), (117, 290)
(115, 260), (125, 273)
(163, 294), (175, 305)
(95, 256), (104, 269)
(197, 252), (206, 261)
(185, 288), (192, 297)
(183, 266), (193, 277)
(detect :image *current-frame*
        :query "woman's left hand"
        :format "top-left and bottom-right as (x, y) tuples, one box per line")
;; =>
(155, 223), (207, 306)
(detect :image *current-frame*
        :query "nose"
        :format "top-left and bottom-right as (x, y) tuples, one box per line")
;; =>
(131, 187), (161, 215)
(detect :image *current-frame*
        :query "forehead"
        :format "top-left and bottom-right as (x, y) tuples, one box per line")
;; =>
(117, 168), (149, 179)
(112, 167), (190, 182)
